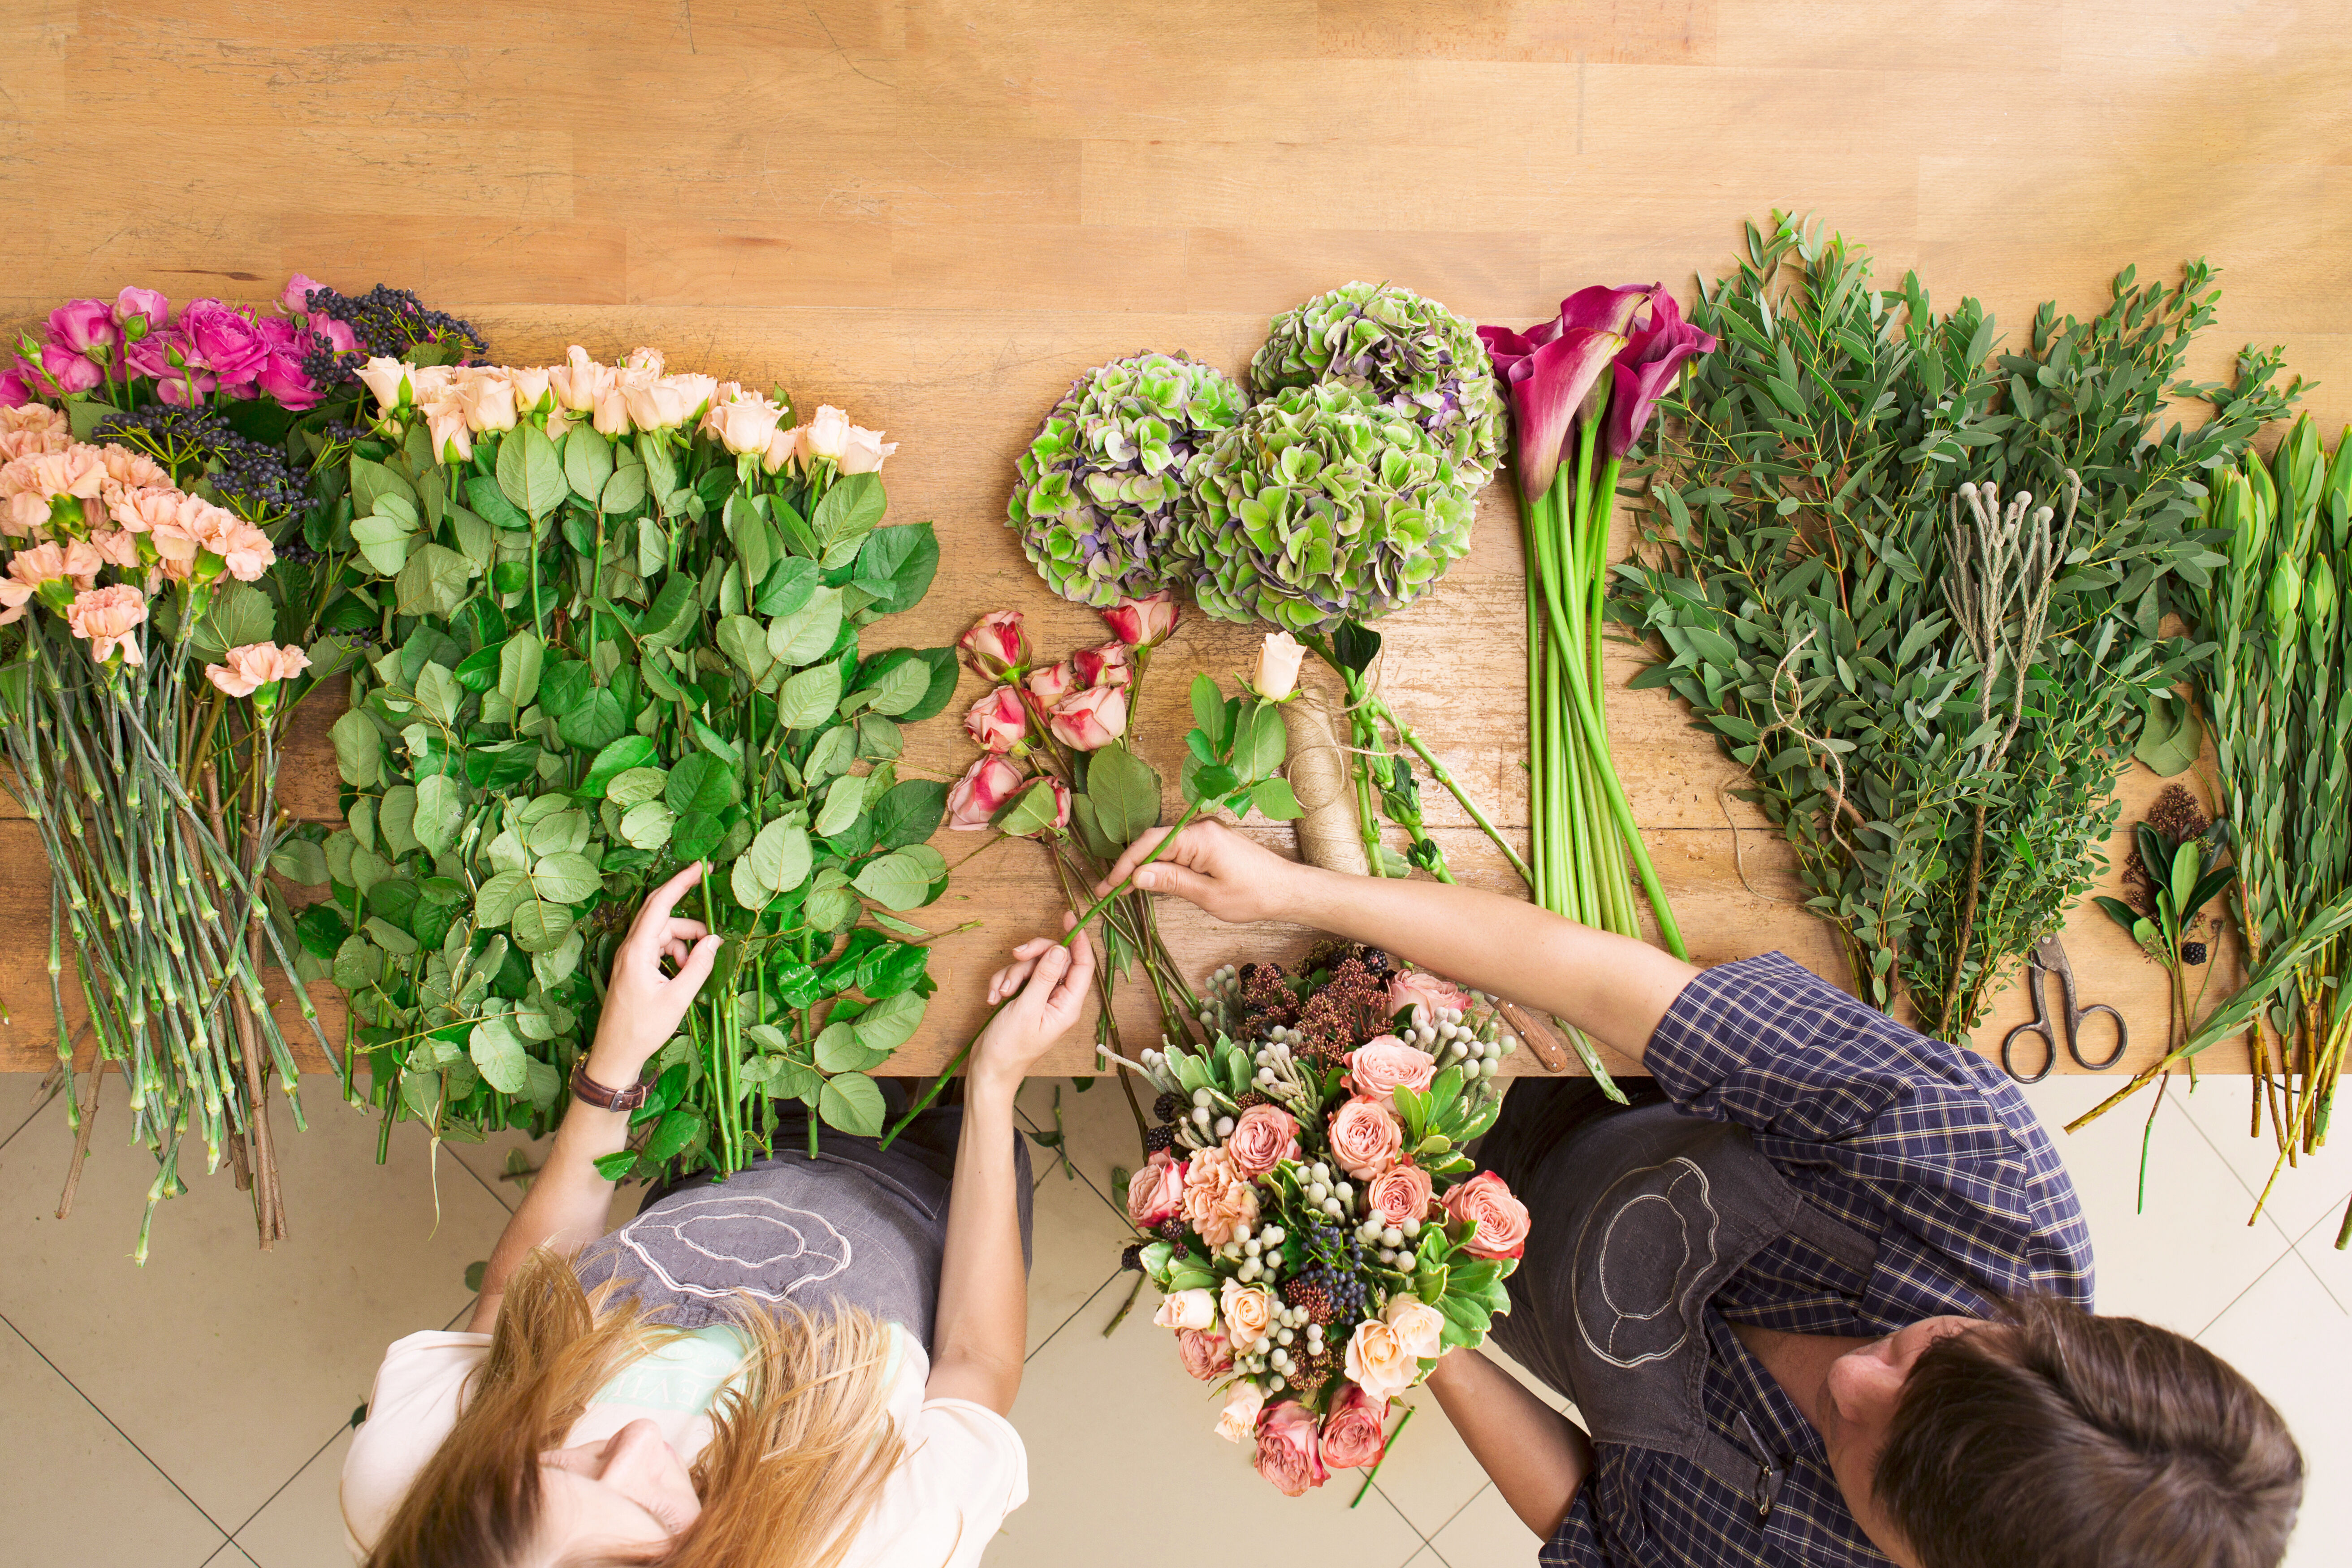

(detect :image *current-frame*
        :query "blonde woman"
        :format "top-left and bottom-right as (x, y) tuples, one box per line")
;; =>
(341, 863), (1095, 1567)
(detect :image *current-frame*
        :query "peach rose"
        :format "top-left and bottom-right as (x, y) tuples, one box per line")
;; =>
(1248, 630), (1305, 701)
(1365, 1164), (1434, 1229)
(1342, 1313), (1420, 1402)
(1318, 1382), (1389, 1470)
(1348, 1035), (1436, 1098)
(1326, 1094), (1405, 1181)
(66, 583), (147, 665)
(760, 423), (805, 475)
(1440, 1171), (1531, 1261)
(803, 403), (852, 461)
(1383, 1293), (1445, 1360)
(1177, 1326), (1232, 1382)
(1125, 1156), (1186, 1229)
(1220, 1279), (1275, 1349)
(355, 355), (411, 414)
(205, 641), (311, 699)
(419, 387), (473, 461)
(707, 393), (785, 458)
(1151, 1287), (1215, 1332)
(1179, 1146), (1261, 1248)
(1389, 970), (1471, 1026)
(592, 384), (633, 436)
(1254, 1400), (1327, 1496)
(623, 346), (666, 375)
(507, 364), (553, 414)
(454, 366), (519, 432)
(1215, 1381), (1265, 1444)
(550, 346), (615, 414)
(1224, 1103), (1300, 1180)
(839, 423), (896, 474)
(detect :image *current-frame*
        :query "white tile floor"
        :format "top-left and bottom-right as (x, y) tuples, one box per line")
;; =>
(0, 1065), (2343, 1568)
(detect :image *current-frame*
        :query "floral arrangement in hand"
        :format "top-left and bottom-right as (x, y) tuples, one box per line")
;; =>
(1120, 948), (1524, 1494)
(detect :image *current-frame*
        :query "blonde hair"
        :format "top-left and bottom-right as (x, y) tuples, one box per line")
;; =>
(364, 1248), (906, 1568)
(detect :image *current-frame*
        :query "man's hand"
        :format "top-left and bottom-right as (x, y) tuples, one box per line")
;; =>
(972, 922), (1097, 1093)
(586, 862), (721, 1082)
(1096, 820), (1308, 926)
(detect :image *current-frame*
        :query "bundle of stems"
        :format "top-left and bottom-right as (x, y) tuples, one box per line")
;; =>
(1, 605), (331, 1260)
(2075, 420), (2352, 1245)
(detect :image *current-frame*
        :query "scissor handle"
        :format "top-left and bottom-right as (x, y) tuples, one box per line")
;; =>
(2067, 1001), (2129, 1071)
(2002, 1020), (2058, 1084)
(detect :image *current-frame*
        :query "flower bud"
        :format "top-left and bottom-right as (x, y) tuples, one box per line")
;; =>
(1047, 684), (1128, 751)
(958, 610), (1028, 679)
(945, 754), (1028, 830)
(1102, 589), (1181, 648)
(1247, 631), (1306, 702)
(963, 685), (1029, 753)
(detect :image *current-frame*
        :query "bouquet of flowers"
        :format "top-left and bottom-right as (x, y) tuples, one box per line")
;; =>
(316, 348), (960, 1179)
(1, 276), (484, 1256)
(1119, 948), (1525, 1494)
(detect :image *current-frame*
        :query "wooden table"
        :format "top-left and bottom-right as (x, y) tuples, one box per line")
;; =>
(3, 0), (2343, 1081)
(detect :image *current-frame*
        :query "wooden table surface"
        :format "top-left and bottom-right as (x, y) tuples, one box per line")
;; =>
(3, 0), (2345, 1080)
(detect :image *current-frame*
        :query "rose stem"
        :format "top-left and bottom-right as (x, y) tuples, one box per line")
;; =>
(1349, 1405), (1414, 1507)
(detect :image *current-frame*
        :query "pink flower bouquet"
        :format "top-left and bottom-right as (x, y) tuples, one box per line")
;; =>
(1124, 946), (1525, 1492)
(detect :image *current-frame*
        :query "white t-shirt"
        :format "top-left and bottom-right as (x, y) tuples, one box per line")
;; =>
(340, 1322), (1025, 1565)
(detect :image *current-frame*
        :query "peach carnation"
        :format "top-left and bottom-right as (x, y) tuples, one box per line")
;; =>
(66, 583), (147, 665)
(205, 641), (311, 699)
(1179, 1145), (1261, 1248)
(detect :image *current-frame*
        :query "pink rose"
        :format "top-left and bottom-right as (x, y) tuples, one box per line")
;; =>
(1348, 1036), (1436, 1098)
(945, 754), (1028, 832)
(419, 387), (474, 462)
(1224, 1103), (1300, 1180)
(152, 365), (216, 407)
(1383, 1293), (1445, 1360)
(1179, 1146), (1261, 1247)
(1126, 1156), (1187, 1228)
(1025, 659), (1077, 704)
(254, 346), (320, 411)
(1047, 683), (1128, 751)
(1215, 1382), (1265, 1444)
(592, 384), (633, 436)
(1388, 970), (1472, 1027)
(1439, 1171), (1531, 1261)
(963, 686), (1029, 752)
(1326, 1094), (1405, 1181)
(803, 403), (852, 461)
(277, 273), (324, 316)
(1071, 639), (1133, 689)
(619, 371), (689, 430)
(0, 366), (33, 407)
(1254, 1400), (1327, 1496)
(204, 641), (311, 699)
(113, 286), (171, 332)
(1219, 1278), (1275, 1348)
(182, 301), (268, 384)
(958, 610), (1028, 679)
(1101, 589), (1180, 648)
(35, 346), (102, 396)
(1319, 1383), (1390, 1470)
(1151, 1287), (1215, 1331)
(1365, 1164), (1434, 1229)
(313, 315), (359, 356)
(48, 300), (119, 359)
(839, 423), (896, 474)
(1177, 1327), (1232, 1382)
(65, 583), (147, 665)
(1342, 1313), (1420, 1402)
(1249, 630), (1306, 701)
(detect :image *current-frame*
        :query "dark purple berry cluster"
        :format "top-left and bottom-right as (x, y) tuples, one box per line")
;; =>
(297, 284), (488, 388)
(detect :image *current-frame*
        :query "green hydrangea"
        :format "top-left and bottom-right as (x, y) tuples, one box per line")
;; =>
(1248, 281), (1503, 483)
(1179, 382), (1474, 632)
(1007, 351), (1248, 608)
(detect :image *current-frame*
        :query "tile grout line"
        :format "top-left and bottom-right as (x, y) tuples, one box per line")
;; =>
(2170, 1087), (2304, 1243)
(0, 1306), (236, 1545)
(1024, 1271), (1124, 1365)
(0, 1081), (61, 1157)
(223, 1417), (354, 1545)
(2192, 1244), (2308, 1341)
(2171, 1093), (2352, 1314)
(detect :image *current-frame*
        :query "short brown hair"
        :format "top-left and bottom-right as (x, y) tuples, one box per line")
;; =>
(1875, 1295), (2302, 1568)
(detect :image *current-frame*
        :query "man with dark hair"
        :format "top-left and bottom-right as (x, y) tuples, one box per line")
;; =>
(1102, 821), (2305, 1568)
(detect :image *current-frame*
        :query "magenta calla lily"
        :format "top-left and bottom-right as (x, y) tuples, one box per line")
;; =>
(1557, 281), (1658, 336)
(1604, 293), (1719, 459)
(1503, 327), (1625, 503)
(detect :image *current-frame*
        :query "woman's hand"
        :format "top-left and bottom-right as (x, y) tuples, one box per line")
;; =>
(971, 922), (1096, 1094)
(585, 862), (722, 1083)
(1096, 819), (1309, 926)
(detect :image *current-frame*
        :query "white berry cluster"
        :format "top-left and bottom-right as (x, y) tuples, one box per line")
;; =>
(1213, 1220), (1289, 1284)
(1296, 1160), (1354, 1222)
(1231, 1293), (1326, 1393)
(1404, 1001), (1516, 1080)
(1354, 1213), (1424, 1268)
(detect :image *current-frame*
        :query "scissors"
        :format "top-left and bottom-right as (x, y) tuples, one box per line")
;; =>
(2000, 935), (2128, 1083)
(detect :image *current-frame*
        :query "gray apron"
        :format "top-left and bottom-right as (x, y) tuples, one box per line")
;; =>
(573, 1110), (1032, 1353)
(1486, 1085), (1876, 1518)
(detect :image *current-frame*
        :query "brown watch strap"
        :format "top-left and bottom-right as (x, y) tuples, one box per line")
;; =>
(570, 1059), (650, 1112)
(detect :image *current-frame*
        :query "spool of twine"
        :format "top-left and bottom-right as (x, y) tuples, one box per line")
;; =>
(1282, 687), (1368, 877)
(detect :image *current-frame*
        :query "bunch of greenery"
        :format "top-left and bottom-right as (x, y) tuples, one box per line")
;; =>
(303, 367), (962, 1178)
(1620, 215), (2297, 1038)
(1006, 351), (1248, 608)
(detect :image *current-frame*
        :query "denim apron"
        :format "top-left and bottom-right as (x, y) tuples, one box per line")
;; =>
(1483, 1082), (1876, 1517)
(573, 1107), (1033, 1354)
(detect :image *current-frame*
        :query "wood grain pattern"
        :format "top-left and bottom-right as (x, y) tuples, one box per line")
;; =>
(4, 0), (2342, 1082)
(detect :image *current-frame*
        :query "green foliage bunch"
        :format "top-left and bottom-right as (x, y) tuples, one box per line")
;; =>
(1007, 351), (1248, 608)
(298, 368), (963, 1175)
(1620, 215), (2298, 1037)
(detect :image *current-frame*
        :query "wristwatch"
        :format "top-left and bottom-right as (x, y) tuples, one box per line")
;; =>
(570, 1059), (650, 1113)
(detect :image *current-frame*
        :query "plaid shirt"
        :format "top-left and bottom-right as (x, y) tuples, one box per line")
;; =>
(1542, 953), (2094, 1568)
